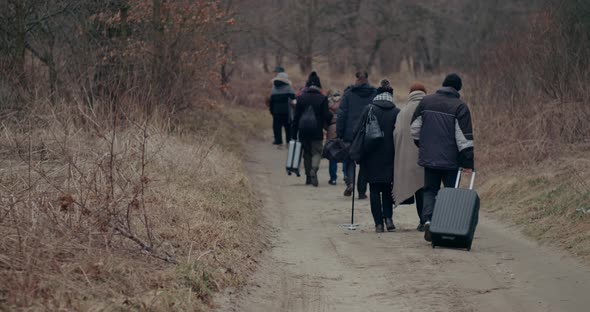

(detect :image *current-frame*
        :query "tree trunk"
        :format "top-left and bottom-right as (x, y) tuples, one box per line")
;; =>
(366, 37), (383, 72)
(15, 0), (26, 79)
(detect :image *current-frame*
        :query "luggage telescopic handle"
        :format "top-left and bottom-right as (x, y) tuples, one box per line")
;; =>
(455, 168), (476, 190)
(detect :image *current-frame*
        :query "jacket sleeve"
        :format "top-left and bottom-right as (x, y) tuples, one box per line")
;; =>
(353, 105), (370, 139)
(322, 97), (333, 127)
(410, 101), (425, 147)
(336, 94), (349, 139)
(292, 97), (304, 140)
(455, 103), (475, 169)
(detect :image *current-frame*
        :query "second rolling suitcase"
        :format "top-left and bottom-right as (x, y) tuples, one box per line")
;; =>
(286, 139), (302, 177)
(430, 169), (480, 251)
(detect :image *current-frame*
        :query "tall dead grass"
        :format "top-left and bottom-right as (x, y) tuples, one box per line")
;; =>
(468, 5), (590, 168)
(0, 95), (268, 310)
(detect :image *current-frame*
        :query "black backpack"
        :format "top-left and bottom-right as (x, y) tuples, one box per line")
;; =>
(298, 105), (318, 139)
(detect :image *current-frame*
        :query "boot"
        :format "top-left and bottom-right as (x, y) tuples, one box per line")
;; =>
(375, 224), (385, 233)
(424, 221), (432, 242)
(310, 170), (319, 187)
(385, 218), (395, 232)
(306, 176), (312, 185)
(343, 185), (353, 196)
(358, 193), (368, 200)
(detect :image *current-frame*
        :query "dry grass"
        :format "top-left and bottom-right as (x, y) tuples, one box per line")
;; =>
(478, 154), (590, 263)
(0, 98), (269, 311)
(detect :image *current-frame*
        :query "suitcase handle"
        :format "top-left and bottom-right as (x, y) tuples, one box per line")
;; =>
(455, 168), (476, 190)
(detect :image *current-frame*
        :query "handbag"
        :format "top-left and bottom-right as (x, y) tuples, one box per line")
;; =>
(322, 138), (350, 162)
(363, 105), (384, 153)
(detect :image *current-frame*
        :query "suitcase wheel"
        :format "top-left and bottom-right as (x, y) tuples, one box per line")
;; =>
(431, 243), (435, 249)
(287, 171), (292, 176)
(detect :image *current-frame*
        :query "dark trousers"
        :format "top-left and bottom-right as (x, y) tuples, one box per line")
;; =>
(369, 183), (393, 226)
(415, 188), (424, 225)
(422, 168), (458, 222)
(272, 113), (290, 144)
(345, 161), (367, 195)
(329, 160), (347, 182)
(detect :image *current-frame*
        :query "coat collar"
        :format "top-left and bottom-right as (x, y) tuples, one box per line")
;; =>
(408, 90), (426, 102)
(436, 87), (461, 98)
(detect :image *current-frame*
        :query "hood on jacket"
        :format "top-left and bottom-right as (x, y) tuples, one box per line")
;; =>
(272, 80), (295, 95)
(272, 72), (292, 86)
(436, 86), (460, 98)
(303, 85), (322, 94)
(350, 83), (376, 98)
(372, 92), (395, 109)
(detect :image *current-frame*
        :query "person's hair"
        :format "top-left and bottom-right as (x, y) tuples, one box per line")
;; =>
(409, 82), (427, 94)
(377, 79), (393, 94)
(355, 71), (368, 79)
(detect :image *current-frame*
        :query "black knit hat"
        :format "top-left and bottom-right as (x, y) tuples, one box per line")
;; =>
(306, 71), (322, 88)
(442, 73), (462, 91)
(377, 79), (393, 94)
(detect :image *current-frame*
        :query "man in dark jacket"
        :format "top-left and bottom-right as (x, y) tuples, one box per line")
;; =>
(336, 71), (377, 198)
(410, 73), (474, 242)
(292, 72), (332, 187)
(269, 72), (295, 145)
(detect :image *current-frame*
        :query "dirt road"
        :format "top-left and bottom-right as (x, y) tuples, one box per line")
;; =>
(219, 140), (590, 312)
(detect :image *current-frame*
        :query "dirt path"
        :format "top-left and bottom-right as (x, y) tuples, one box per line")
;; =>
(219, 140), (590, 312)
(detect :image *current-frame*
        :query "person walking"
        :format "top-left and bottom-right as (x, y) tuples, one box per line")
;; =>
(393, 83), (427, 232)
(326, 89), (347, 185)
(410, 73), (475, 241)
(359, 79), (400, 233)
(336, 72), (377, 198)
(269, 72), (295, 145)
(292, 72), (333, 187)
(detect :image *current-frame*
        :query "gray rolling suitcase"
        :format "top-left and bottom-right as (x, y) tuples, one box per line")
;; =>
(430, 169), (479, 251)
(286, 139), (302, 176)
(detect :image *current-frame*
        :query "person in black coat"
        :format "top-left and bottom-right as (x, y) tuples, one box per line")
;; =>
(292, 72), (332, 187)
(336, 72), (377, 198)
(359, 79), (400, 233)
(269, 72), (295, 145)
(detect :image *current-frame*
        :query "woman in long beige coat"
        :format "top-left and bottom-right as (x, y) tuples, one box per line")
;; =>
(393, 83), (427, 231)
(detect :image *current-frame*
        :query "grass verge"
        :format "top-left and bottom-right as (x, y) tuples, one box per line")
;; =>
(0, 101), (270, 311)
(478, 153), (590, 263)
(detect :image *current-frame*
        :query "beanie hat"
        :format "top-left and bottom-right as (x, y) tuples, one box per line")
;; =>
(306, 71), (322, 88)
(377, 79), (393, 95)
(442, 73), (462, 91)
(409, 82), (427, 94)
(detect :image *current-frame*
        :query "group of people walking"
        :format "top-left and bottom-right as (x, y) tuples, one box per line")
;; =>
(268, 68), (474, 240)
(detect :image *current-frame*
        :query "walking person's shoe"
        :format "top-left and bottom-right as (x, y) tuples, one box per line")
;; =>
(343, 185), (353, 196)
(417, 223), (425, 232)
(306, 176), (312, 185)
(385, 218), (396, 232)
(358, 193), (368, 200)
(375, 224), (385, 233)
(329, 179), (337, 185)
(272, 141), (282, 145)
(309, 170), (319, 187)
(424, 221), (432, 242)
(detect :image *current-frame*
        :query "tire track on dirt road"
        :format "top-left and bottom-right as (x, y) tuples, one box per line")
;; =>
(218, 139), (590, 312)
